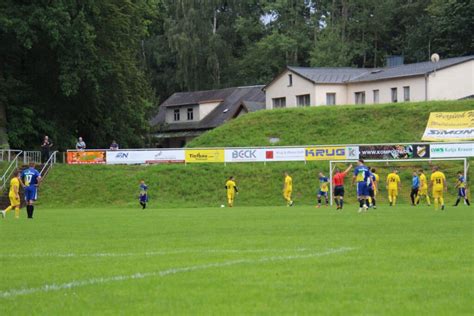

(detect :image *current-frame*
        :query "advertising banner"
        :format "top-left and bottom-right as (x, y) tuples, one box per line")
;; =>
(106, 150), (185, 164)
(422, 110), (474, 141)
(265, 148), (305, 161)
(67, 151), (106, 164)
(185, 149), (225, 163)
(359, 144), (430, 160)
(305, 146), (346, 161)
(430, 143), (474, 158)
(224, 148), (266, 162)
(345, 146), (360, 159)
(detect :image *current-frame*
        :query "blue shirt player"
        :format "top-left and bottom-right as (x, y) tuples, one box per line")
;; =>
(352, 159), (372, 213)
(454, 172), (470, 207)
(410, 171), (420, 206)
(139, 180), (148, 209)
(20, 162), (42, 219)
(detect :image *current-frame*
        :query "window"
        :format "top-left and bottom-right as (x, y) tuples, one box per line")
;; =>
(187, 108), (194, 120)
(391, 88), (398, 103)
(355, 92), (366, 104)
(373, 90), (379, 104)
(288, 74), (293, 87)
(272, 97), (286, 108)
(296, 94), (310, 107)
(173, 109), (180, 121)
(326, 93), (336, 105)
(403, 86), (410, 102)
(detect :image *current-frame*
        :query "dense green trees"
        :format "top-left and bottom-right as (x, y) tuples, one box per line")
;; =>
(1, 0), (472, 149)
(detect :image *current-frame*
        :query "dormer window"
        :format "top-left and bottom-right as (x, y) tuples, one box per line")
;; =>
(187, 108), (194, 120)
(288, 74), (293, 87)
(173, 109), (180, 121)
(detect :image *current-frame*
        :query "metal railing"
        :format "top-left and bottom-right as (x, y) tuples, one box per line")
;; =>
(0, 151), (23, 191)
(0, 150), (23, 162)
(22, 151), (42, 164)
(40, 151), (58, 178)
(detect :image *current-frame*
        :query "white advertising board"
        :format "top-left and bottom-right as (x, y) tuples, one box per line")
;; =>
(224, 148), (266, 162)
(264, 148), (305, 161)
(106, 150), (185, 164)
(430, 143), (474, 158)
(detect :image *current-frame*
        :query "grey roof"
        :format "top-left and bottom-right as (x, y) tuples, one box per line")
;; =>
(350, 55), (474, 83)
(281, 55), (474, 85)
(242, 101), (265, 112)
(288, 66), (369, 83)
(151, 85), (265, 132)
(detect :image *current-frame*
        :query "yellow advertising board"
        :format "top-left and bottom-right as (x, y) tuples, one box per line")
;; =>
(185, 149), (225, 163)
(422, 110), (474, 141)
(305, 147), (346, 161)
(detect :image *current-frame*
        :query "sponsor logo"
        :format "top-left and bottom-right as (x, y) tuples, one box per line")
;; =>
(232, 150), (257, 159)
(115, 152), (129, 159)
(305, 147), (346, 160)
(416, 145), (427, 157)
(265, 151), (274, 159)
(428, 129), (474, 135)
(346, 147), (359, 159)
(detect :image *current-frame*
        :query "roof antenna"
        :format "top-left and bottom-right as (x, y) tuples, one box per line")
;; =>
(431, 53), (440, 76)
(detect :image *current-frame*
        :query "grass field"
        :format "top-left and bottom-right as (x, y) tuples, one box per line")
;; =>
(1, 204), (472, 315)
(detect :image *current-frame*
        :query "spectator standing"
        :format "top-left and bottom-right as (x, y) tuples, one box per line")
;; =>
(109, 140), (119, 150)
(76, 137), (86, 150)
(41, 136), (53, 163)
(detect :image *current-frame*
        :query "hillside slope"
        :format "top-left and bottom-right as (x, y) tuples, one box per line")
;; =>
(187, 100), (474, 147)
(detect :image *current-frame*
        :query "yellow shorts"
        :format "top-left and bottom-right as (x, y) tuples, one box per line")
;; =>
(227, 192), (235, 201)
(432, 189), (443, 199)
(419, 186), (428, 195)
(9, 195), (20, 207)
(283, 189), (292, 198)
(388, 188), (398, 197)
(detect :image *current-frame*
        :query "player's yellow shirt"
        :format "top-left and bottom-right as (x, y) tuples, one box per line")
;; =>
(431, 171), (446, 190)
(225, 180), (237, 193)
(387, 173), (400, 189)
(419, 173), (427, 188)
(373, 173), (379, 190)
(9, 177), (19, 196)
(285, 176), (293, 190)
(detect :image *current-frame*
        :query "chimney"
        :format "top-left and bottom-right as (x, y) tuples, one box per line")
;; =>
(385, 55), (404, 67)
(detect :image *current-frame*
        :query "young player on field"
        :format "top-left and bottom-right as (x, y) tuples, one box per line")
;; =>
(225, 176), (238, 207)
(410, 171), (420, 206)
(453, 171), (470, 207)
(283, 172), (294, 207)
(316, 172), (329, 208)
(368, 168), (379, 209)
(19, 163), (41, 219)
(386, 169), (401, 206)
(430, 166), (447, 211)
(332, 164), (352, 210)
(416, 169), (431, 206)
(1, 170), (21, 219)
(139, 180), (148, 209)
(352, 159), (372, 213)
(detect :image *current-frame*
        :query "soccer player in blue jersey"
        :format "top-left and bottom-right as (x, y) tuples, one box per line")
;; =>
(317, 172), (329, 207)
(410, 171), (420, 206)
(139, 180), (148, 209)
(352, 159), (372, 213)
(20, 162), (42, 219)
(454, 171), (470, 206)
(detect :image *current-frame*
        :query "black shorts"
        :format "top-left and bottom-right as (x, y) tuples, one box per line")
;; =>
(368, 188), (375, 198)
(334, 186), (344, 197)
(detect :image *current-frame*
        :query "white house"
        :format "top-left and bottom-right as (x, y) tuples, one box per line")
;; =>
(264, 56), (474, 108)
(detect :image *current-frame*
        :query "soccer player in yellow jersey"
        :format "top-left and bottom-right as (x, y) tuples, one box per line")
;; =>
(225, 176), (238, 207)
(283, 172), (294, 206)
(1, 171), (21, 219)
(386, 169), (401, 206)
(317, 172), (329, 207)
(430, 166), (447, 210)
(416, 169), (431, 206)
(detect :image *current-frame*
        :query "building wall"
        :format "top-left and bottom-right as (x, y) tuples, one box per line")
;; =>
(165, 105), (199, 123)
(428, 60), (474, 100)
(265, 70), (316, 109)
(347, 76), (426, 104)
(199, 101), (221, 119)
(314, 84), (348, 105)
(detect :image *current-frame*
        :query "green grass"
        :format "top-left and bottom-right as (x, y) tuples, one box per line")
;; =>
(0, 205), (472, 314)
(187, 100), (474, 147)
(39, 162), (472, 208)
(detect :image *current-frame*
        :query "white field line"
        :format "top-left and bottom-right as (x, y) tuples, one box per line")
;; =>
(0, 248), (313, 259)
(0, 247), (355, 299)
